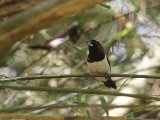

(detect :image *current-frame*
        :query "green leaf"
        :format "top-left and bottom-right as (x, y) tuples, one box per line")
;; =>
(72, 101), (89, 105)
(100, 4), (111, 9)
(108, 22), (113, 36)
(86, 110), (91, 119)
(121, 29), (129, 37)
(99, 96), (109, 116)
(126, 112), (135, 118)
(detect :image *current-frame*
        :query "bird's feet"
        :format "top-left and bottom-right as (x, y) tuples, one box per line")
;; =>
(83, 73), (90, 80)
(105, 73), (110, 79)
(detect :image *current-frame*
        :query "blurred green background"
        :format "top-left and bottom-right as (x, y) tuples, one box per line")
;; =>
(0, 0), (160, 119)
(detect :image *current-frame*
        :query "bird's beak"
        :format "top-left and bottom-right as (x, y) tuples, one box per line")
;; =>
(86, 41), (93, 46)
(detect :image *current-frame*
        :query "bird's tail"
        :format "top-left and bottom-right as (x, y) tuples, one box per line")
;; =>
(103, 77), (117, 89)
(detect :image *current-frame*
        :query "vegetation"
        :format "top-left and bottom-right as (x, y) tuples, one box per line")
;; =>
(0, 0), (160, 119)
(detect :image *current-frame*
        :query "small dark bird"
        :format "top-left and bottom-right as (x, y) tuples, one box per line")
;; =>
(29, 23), (80, 50)
(86, 40), (117, 89)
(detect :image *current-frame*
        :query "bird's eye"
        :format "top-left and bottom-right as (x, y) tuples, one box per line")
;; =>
(87, 41), (93, 47)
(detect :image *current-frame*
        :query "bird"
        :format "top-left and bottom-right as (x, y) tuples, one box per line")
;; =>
(86, 40), (117, 89)
(29, 23), (80, 50)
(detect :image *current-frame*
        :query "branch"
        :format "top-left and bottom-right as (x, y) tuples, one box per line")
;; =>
(0, 73), (160, 83)
(0, 113), (127, 120)
(0, 85), (160, 101)
(0, 104), (159, 113)
(0, 0), (44, 17)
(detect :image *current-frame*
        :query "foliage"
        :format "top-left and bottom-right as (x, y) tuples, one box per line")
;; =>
(0, 0), (160, 119)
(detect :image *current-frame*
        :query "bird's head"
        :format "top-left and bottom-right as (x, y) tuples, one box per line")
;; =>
(86, 40), (104, 52)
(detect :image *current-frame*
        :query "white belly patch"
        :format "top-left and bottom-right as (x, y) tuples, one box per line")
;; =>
(87, 56), (111, 82)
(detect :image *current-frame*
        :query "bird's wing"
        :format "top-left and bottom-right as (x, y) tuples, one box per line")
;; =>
(106, 55), (111, 71)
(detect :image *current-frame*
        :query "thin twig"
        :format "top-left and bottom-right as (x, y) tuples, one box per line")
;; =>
(0, 74), (160, 83)
(0, 85), (160, 101)
(0, 104), (159, 113)
(0, 113), (126, 120)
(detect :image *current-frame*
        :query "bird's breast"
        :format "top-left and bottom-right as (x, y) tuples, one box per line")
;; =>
(87, 56), (110, 74)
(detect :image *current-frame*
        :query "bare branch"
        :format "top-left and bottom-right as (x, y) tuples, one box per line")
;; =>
(0, 85), (160, 101)
(0, 104), (159, 113)
(0, 0), (44, 17)
(0, 73), (160, 83)
(0, 113), (128, 120)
